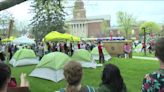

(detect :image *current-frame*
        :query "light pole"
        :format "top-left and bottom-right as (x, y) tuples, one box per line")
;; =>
(142, 27), (146, 55)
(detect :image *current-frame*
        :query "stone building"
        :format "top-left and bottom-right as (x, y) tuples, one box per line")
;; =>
(67, 0), (110, 38)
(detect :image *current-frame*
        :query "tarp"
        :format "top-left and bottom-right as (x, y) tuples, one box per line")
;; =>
(1, 36), (15, 42)
(72, 36), (80, 42)
(45, 31), (80, 42)
(12, 36), (35, 44)
(36, 52), (70, 70)
(45, 31), (66, 41)
(63, 33), (80, 42)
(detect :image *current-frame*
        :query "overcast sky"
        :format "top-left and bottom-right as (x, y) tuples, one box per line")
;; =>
(3, 0), (164, 26)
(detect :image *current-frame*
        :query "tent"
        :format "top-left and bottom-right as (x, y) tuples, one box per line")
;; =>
(72, 49), (97, 68)
(134, 43), (142, 52)
(91, 47), (112, 61)
(72, 36), (80, 42)
(9, 49), (39, 67)
(62, 33), (81, 42)
(30, 52), (70, 82)
(45, 31), (80, 42)
(12, 36), (35, 44)
(45, 31), (64, 41)
(1, 36), (15, 42)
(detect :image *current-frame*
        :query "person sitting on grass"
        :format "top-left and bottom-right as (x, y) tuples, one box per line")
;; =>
(97, 64), (127, 92)
(142, 38), (164, 92)
(0, 63), (29, 92)
(57, 61), (95, 92)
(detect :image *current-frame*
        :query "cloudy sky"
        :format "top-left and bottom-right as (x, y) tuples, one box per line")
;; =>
(3, 0), (164, 26)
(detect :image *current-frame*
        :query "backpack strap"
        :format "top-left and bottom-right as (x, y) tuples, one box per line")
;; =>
(86, 86), (95, 92)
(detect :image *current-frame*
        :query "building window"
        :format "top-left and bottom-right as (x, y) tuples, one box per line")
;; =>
(74, 24), (76, 29)
(72, 25), (74, 29)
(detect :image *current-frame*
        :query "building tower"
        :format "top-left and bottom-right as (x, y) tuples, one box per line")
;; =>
(73, 0), (86, 20)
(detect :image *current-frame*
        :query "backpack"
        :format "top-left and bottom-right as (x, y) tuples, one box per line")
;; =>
(59, 86), (95, 92)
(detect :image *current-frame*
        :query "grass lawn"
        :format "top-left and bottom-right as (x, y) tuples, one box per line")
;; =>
(10, 58), (159, 92)
(133, 52), (155, 57)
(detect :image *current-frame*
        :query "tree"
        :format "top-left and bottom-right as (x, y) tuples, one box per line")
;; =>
(116, 11), (136, 39)
(101, 20), (110, 37)
(0, 11), (14, 37)
(160, 25), (164, 37)
(0, 0), (27, 11)
(30, 0), (66, 41)
(140, 21), (161, 34)
(139, 21), (161, 55)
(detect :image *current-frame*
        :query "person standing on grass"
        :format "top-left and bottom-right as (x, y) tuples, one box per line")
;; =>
(57, 61), (96, 92)
(77, 42), (81, 49)
(123, 43), (131, 58)
(142, 38), (164, 92)
(98, 41), (104, 63)
(141, 43), (146, 52)
(148, 43), (152, 54)
(97, 64), (127, 92)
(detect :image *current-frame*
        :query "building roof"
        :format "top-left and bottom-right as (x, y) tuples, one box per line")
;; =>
(66, 15), (110, 24)
(87, 15), (111, 20)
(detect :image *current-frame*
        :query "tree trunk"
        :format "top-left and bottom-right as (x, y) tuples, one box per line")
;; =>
(0, 0), (27, 11)
(125, 30), (128, 39)
(144, 29), (146, 55)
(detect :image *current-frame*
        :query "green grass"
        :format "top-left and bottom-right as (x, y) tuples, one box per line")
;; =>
(133, 52), (155, 57)
(10, 58), (159, 92)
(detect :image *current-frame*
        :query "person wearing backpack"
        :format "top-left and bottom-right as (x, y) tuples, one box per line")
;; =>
(142, 38), (164, 92)
(57, 61), (96, 92)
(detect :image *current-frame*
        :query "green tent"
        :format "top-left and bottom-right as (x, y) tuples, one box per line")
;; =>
(30, 52), (71, 82)
(10, 49), (38, 67)
(37, 52), (70, 70)
(91, 47), (112, 61)
(134, 43), (142, 52)
(91, 47), (109, 55)
(13, 49), (36, 60)
(72, 49), (92, 62)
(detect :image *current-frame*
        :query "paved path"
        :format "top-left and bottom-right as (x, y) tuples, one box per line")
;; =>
(133, 56), (158, 61)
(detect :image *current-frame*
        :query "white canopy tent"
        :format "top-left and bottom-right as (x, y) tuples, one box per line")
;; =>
(12, 36), (35, 44)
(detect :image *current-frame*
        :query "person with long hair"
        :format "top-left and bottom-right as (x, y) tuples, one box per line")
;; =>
(142, 38), (164, 92)
(97, 64), (127, 92)
(58, 61), (95, 92)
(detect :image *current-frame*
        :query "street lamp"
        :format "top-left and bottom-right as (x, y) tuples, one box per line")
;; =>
(142, 27), (146, 55)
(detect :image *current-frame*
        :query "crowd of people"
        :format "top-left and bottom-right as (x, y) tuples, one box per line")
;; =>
(0, 41), (97, 62)
(0, 38), (164, 92)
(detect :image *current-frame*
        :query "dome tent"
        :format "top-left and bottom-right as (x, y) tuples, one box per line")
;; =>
(30, 52), (70, 82)
(72, 49), (97, 68)
(134, 43), (142, 52)
(12, 36), (35, 44)
(91, 47), (112, 61)
(9, 49), (39, 67)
